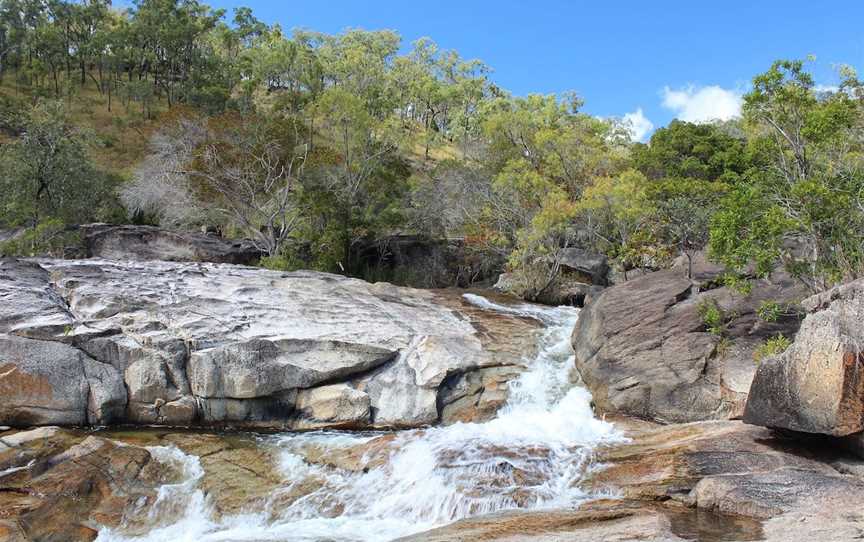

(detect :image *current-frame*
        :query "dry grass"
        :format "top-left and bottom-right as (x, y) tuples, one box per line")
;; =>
(0, 76), (174, 178)
(1, 75), (464, 181)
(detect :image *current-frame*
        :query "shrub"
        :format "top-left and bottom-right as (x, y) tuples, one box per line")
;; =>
(754, 334), (792, 363)
(697, 297), (726, 336)
(0, 220), (81, 258)
(757, 300), (782, 322)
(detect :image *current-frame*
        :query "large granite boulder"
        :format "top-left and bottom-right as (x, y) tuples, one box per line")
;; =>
(80, 223), (263, 264)
(572, 265), (805, 423)
(494, 248), (609, 307)
(557, 247), (609, 286)
(0, 335), (126, 426)
(0, 258), (539, 430)
(744, 278), (864, 436)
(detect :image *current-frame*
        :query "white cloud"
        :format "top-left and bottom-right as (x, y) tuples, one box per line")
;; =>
(661, 85), (742, 123)
(813, 84), (839, 95)
(622, 108), (654, 142)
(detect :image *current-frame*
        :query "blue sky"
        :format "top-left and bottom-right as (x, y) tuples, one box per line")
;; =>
(204, 0), (864, 141)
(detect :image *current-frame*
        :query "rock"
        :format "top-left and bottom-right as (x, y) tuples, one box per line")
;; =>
(0, 429), (178, 541)
(744, 278), (864, 436)
(690, 467), (864, 519)
(556, 247), (609, 285)
(586, 420), (840, 502)
(0, 426), (61, 448)
(0, 258), (538, 430)
(438, 365), (523, 424)
(494, 272), (604, 307)
(151, 432), (285, 517)
(357, 235), (504, 288)
(573, 267), (805, 423)
(0, 259), (73, 336)
(80, 223), (263, 264)
(607, 267), (650, 285)
(395, 500), (691, 542)
(0, 334), (125, 426)
(672, 251), (727, 291)
(294, 384), (371, 429)
(583, 419), (864, 542)
(189, 338), (395, 399)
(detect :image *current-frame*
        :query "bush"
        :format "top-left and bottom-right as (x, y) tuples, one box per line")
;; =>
(697, 298), (726, 336)
(0, 220), (81, 258)
(754, 334), (792, 363)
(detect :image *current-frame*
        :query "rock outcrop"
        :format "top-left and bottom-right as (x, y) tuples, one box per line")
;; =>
(494, 248), (609, 307)
(557, 247), (609, 286)
(581, 419), (864, 542)
(0, 427), (174, 541)
(0, 258), (539, 430)
(80, 224), (263, 264)
(357, 235), (504, 288)
(744, 278), (864, 436)
(572, 264), (805, 423)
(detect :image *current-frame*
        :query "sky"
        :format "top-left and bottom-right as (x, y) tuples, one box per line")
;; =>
(204, 0), (864, 141)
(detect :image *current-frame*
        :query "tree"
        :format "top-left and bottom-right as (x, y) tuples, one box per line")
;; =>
(709, 60), (864, 291)
(576, 169), (658, 275)
(631, 119), (747, 183)
(0, 100), (118, 227)
(125, 114), (308, 256)
(297, 87), (408, 272)
(651, 178), (728, 278)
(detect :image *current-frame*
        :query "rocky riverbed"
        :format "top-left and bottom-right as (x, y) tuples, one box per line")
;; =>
(2, 248), (864, 541)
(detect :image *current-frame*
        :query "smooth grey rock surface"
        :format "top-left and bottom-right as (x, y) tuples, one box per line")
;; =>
(0, 258), (537, 429)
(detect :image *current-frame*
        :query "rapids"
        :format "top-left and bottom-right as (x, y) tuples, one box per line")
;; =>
(96, 294), (623, 542)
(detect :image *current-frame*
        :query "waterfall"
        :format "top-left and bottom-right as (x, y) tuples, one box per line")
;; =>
(97, 295), (622, 542)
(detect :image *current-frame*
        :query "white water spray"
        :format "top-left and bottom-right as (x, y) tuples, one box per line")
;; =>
(97, 295), (622, 542)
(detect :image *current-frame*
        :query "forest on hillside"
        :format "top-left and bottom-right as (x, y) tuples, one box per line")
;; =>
(1, 0), (863, 298)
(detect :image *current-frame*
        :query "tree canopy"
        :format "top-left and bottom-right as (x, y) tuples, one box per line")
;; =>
(1, 1), (863, 293)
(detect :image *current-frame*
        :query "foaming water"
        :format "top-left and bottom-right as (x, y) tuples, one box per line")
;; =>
(97, 295), (622, 542)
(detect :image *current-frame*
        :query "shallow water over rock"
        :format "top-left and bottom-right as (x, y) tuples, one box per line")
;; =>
(92, 295), (623, 541)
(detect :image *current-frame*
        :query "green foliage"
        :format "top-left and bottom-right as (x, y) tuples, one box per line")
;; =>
(632, 120), (747, 183)
(0, 0), (861, 297)
(0, 219), (80, 257)
(753, 334), (792, 363)
(697, 298), (726, 336)
(757, 300), (801, 323)
(757, 301), (783, 322)
(721, 272), (754, 295)
(710, 59), (864, 292)
(0, 100), (121, 228)
(0, 91), (28, 133)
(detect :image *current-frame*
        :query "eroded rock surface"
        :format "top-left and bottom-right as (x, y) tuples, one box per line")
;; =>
(583, 419), (864, 542)
(81, 223), (263, 264)
(0, 258), (539, 430)
(744, 278), (864, 436)
(0, 428), (176, 541)
(572, 265), (805, 423)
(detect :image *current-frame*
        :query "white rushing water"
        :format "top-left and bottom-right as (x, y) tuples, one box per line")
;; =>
(97, 294), (622, 542)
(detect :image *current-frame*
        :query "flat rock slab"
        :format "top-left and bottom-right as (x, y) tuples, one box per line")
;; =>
(583, 419), (864, 542)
